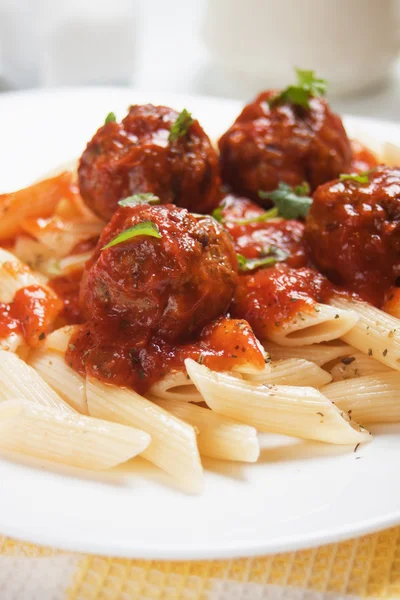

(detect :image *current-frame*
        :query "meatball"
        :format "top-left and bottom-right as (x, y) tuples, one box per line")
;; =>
(305, 166), (400, 305)
(78, 104), (220, 220)
(80, 203), (238, 343)
(218, 91), (352, 202)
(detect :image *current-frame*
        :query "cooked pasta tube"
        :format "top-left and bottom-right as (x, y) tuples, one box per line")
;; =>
(323, 372), (400, 423)
(330, 350), (391, 381)
(86, 377), (204, 493)
(329, 296), (400, 370)
(0, 172), (74, 241)
(21, 217), (103, 257)
(151, 397), (259, 462)
(264, 341), (353, 367)
(0, 399), (150, 470)
(149, 370), (203, 403)
(57, 250), (94, 275)
(0, 349), (74, 413)
(43, 325), (81, 354)
(382, 140), (400, 166)
(241, 358), (332, 387)
(0, 331), (27, 355)
(28, 350), (88, 414)
(267, 303), (359, 347)
(0, 248), (41, 302)
(185, 359), (370, 444)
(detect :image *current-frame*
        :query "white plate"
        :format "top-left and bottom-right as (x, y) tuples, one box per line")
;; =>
(0, 87), (399, 560)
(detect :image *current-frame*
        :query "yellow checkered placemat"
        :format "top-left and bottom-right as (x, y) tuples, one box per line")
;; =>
(1, 528), (400, 599)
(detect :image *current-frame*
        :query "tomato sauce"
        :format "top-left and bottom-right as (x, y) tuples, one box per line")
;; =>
(66, 316), (266, 395)
(231, 265), (335, 339)
(0, 285), (63, 346)
(219, 195), (308, 268)
(49, 271), (84, 325)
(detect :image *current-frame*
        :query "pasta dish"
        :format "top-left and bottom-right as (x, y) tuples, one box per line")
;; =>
(0, 69), (399, 493)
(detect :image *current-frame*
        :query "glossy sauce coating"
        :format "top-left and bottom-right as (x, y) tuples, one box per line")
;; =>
(78, 104), (221, 220)
(49, 271), (85, 325)
(231, 265), (334, 339)
(218, 91), (352, 202)
(0, 285), (62, 346)
(305, 166), (400, 305)
(218, 194), (308, 268)
(67, 316), (265, 395)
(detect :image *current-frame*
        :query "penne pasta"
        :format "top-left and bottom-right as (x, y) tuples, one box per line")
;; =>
(21, 217), (103, 257)
(0, 399), (150, 470)
(264, 340), (353, 367)
(86, 377), (204, 493)
(151, 397), (260, 462)
(241, 358), (332, 387)
(330, 296), (400, 371)
(0, 248), (42, 302)
(0, 172), (74, 241)
(148, 370), (203, 403)
(185, 359), (370, 445)
(267, 303), (359, 347)
(28, 350), (88, 414)
(57, 250), (94, 275)
(323, 372), (400, 423)
(0, 349), (75, 413)
(330, 350), (391, 381)
(43, 325), (81, 354)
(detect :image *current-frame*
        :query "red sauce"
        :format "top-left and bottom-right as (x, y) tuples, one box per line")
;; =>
(0, 285), (63, 346)
(350, 139), (379, 173)
(69, 237), (98, 256)
(49, 271), (84, 325)
(231, 265), (334, 339)
(219, 195), (308, 268)
(66, 316), (265, 395)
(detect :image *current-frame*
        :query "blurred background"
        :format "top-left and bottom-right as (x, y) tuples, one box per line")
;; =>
(1, 0), (400, 120)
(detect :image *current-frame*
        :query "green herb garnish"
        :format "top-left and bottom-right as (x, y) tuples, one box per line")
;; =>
(269, 68), (328, 110)
(236, 206), (279, 225)
(105, 112), (117, 124)
(339, 172), (370, 184)
(168, 109), (194, 142)
(237, 246), (288, 272)
(102, 221), (161, 250)
(118, 193), (160, 207)
(211, 206), (225, 223)
(259, 182), (312, 219)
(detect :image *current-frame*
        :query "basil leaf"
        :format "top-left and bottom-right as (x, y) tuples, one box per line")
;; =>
(102, 221), (161, 250)
(339, 172), (370, 184)
(105, 112), (117, 124)
(118, 193), (160, 207)
(168, 109), (194, 142)
(259, 182), (312, 220)
(269, 68), (328, 110)
(237, 246), (288, 272)
(211, 206), (225, 223)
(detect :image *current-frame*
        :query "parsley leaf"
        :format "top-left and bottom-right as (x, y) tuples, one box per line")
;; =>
(105, 112), (117, 124)
(339, 172), (370, 184)
(259, 182), (312, 219)
(102, 221), (161, 250)
(237, 246), (288, 272)
(168, 109), (194, 142)
(236, 206), (279, 225)
(269, 68), (328, 110)
(118, 193), (160, 207)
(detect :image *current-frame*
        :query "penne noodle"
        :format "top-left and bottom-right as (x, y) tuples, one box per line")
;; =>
(0, 331), (27, 355)
(28, 350), (88, 414)
(330, 296), (400, 371)
(151, 397), (260, 462)
(330, 350), (391, 381)
(382, 140), (400, 166)
(264, 340), (353, 367)
(241, 358), (332, 387)
(185, 359), (370, 445)
(57, 250), (94, 275)
(267, 303), (359, 347)
(0, 349), (75, 413)
(13, 235), (57, 275)
(0, 172), (74, 241)
(86, 377), (204, 493)
(149, 370), (203, 403)
(0, 248), (42, 302)
(43, 325), (81, 354)
(0, 399), (150, 470)
(21, 217), (103, 257)
(323, 372), (400, 423)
